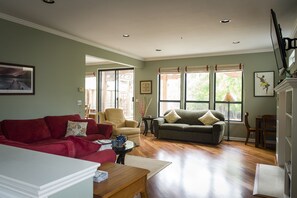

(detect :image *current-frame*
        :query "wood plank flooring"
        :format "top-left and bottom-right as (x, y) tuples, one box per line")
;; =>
(129, 134), (276, 198)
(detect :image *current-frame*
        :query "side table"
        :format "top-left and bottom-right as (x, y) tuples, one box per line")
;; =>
(142, 117), (155, 136)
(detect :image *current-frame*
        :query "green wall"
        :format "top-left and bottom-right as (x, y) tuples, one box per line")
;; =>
(0, 17), (280, 139)
(0, 18), (141, 120)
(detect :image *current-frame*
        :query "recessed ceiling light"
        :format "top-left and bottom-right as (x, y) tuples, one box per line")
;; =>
(43, 0), (55, 4)
(123, 34), (130, 38)
(233, 41), (240, 44)
(220, 19), (231, 24)
(156, 49), (162, 52)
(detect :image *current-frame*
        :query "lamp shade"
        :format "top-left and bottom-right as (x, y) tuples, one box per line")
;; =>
(224, 92), (235, 102)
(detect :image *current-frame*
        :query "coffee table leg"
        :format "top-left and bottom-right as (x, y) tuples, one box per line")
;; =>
(117, 153), (126, 164)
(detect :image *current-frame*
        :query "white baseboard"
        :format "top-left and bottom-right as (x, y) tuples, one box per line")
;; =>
(224, 136), (255, 142)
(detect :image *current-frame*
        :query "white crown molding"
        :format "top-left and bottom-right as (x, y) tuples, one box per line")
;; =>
(0, 12), (143, 61)
(144, 48), (273, 61)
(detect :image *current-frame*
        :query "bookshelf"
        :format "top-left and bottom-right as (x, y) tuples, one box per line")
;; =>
(275, 78), (297, 198)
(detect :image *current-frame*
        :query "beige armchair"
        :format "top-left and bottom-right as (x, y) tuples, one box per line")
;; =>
(98, 108), (141, 145)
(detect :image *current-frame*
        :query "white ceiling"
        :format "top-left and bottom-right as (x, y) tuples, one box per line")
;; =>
(0, 0), (296, 62)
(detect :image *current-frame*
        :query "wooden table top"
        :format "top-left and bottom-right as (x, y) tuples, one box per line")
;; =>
(93, 163), (149, 198)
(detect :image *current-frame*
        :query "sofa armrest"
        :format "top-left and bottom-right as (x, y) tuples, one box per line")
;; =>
(97, 124), (113, 138)
(212, 121), (225, 144)
(153, 117), (165, 137)
(125, 120), (138, 128)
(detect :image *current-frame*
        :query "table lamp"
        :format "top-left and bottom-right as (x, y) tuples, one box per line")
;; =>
(224, 91), (235, 141)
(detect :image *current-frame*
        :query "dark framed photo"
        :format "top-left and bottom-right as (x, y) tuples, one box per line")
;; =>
(140, 80), (152, 94)
(0, 62), (35, 95)
(254, 71), (274, 97)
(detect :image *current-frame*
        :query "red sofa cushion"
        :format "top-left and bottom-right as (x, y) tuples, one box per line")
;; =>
(66, 136), (101, 158)
(80, 149), (116, 164)
(1, 118), (52, 143)
(0, 135), (75, 157)
(97, 124), (113, 138)
(70, 119), (98, 134)
(44, 114), (81, 139)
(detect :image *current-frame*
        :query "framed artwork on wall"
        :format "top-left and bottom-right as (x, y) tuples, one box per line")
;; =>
(0, 62), (35, 95)
(254, 71), (274, 97)
(140, 80), (152, 94)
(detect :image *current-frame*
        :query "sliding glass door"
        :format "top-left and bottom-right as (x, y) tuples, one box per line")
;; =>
(98, 69), (134, 119)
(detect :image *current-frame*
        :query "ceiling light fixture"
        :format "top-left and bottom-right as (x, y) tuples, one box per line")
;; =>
(220, 19), (231, 24)
(43, 0), (55, 4)
(233, 41), (240, 44)
(123, 34), (130, 38)
(156, 49), (162, 52)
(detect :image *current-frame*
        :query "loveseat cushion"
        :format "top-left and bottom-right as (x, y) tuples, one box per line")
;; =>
(1, 118), (51, 143)
(66, 136), (101, 158)
(44, 114), (81, 139)
(183, 125), (213, 133)
(159, 123), (188, 131)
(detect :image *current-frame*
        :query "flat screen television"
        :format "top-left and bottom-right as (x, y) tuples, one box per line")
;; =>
(270, 9), (288, 76)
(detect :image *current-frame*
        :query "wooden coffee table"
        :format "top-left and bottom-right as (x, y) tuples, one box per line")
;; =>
(93, 163), (149, 198)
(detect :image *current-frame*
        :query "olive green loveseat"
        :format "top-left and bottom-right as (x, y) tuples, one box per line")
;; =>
(153, 109), (225, 145)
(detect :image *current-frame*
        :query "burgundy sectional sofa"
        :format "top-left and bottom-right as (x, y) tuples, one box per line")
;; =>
(0, 114), (116, 164)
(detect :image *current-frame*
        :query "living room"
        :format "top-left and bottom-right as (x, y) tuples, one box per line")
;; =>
(0, 1), (297, 198)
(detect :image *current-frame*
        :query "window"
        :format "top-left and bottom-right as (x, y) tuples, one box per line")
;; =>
(85, 73), (96, 111)
(98, 69), (134, 119)
(158, 67), (181, 116)
(214, 64), (243, 121)
(185, 65), (210, 110)
(157, 64), (243, 120)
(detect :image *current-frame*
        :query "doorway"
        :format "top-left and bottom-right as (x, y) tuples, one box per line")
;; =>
(98, 69), (134, 119)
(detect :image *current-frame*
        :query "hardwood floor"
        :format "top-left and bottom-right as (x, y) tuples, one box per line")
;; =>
(129, 134), (276, 198)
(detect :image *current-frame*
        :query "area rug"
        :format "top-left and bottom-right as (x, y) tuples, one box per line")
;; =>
(253, 164), (284, 198)
(125, 155), (171, 179)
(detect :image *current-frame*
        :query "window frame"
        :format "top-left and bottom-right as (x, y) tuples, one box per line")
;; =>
(158, 71), (181, 116)
(214, 70), (244, 122)
(184, 72), (210, 110)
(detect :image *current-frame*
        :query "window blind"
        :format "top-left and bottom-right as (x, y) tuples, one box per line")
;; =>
(215, 63), (243, 72)
(85, 72), (96, 77)
(185, 65), (209, 73)
(158, 67), (180, 74)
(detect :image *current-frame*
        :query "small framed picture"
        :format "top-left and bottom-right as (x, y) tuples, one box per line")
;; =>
(140, 80), (152, 94)
(254, 71), (274, 97)
(0, 62), (35, 95)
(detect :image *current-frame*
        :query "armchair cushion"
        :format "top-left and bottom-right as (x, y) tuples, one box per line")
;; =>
(105, 108), (126, 128)
(125, 120), (138, 128)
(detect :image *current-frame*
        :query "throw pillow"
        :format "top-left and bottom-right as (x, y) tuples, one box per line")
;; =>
(198, 110), (220, 125)
(65, 121), (88, 137)
(164, 110), (181, 123)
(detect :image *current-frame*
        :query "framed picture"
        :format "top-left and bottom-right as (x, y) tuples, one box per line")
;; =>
(0, 62), (35, 95)
(254, 71), (274, 97)
(140, 80), (152, 94)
